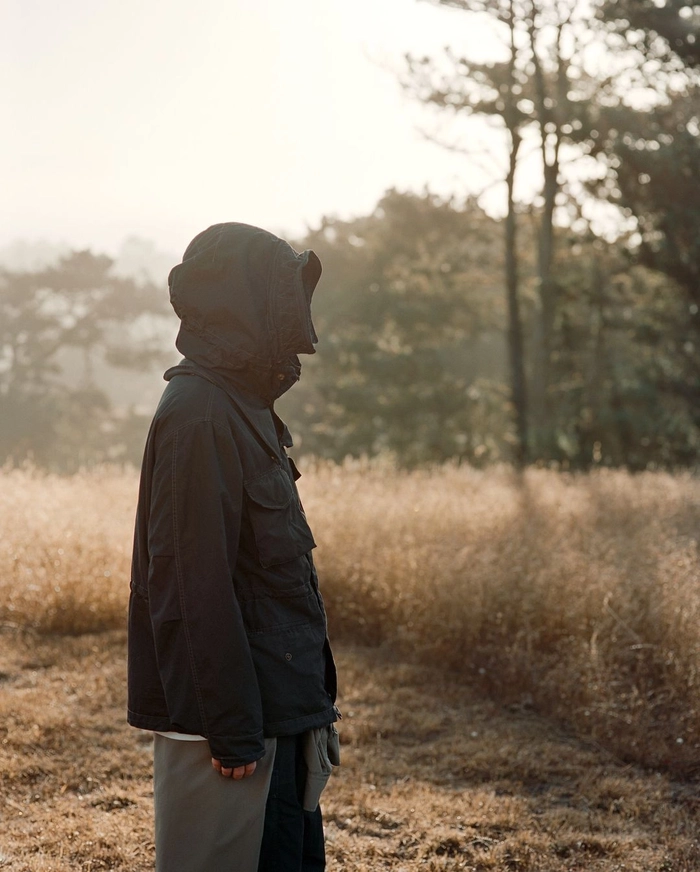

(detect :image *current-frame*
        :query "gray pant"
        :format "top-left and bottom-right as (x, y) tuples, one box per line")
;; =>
(154, 735), (277, 872)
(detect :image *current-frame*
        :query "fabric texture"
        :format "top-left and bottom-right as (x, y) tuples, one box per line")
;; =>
(257, 734), (326, 872)
(154, 731), (206, 741)
(302, 724), (341, 812)
(154, 734), (277, 872)
(127, 222), (337, 769)
(168, 221), (322, 403)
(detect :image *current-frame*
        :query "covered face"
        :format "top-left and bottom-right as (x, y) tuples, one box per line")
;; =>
(168, 222), (322, 402)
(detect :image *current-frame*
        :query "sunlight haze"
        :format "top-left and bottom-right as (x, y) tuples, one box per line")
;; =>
(6, 0), (504, 255)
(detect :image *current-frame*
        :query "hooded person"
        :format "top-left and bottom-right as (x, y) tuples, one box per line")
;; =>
(127, 223), (338, 872)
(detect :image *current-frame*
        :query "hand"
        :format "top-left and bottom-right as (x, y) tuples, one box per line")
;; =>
(211, 757), (257, 779)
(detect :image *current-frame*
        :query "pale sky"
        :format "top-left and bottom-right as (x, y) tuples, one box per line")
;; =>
(5, 0), (507, 256)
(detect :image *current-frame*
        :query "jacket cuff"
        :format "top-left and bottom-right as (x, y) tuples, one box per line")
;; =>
(207, 731), (266, 767)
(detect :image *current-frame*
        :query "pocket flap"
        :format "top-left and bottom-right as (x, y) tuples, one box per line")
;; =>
(244, 466), (294, 509)
(243, 465), (316, 568)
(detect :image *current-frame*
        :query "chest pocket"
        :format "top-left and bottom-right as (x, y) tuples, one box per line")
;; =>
(244, 464), (316, 568)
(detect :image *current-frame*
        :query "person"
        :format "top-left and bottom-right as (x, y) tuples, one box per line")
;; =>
(126, 222), (339, 872)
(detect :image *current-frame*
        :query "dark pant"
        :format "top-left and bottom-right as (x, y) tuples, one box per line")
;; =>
(257, 734), (326, 872)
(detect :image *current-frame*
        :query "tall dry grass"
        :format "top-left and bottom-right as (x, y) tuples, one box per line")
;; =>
(1, 462), (698, 774)
(302, 461), (700, 775)
(0, 466), (134, 635)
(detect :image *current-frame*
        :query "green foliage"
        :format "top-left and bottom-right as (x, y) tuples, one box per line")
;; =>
(586, 94), (700, 329)
(589, 8), (700, 445)
(601, 0), (700, 70)
(399, 0), (700, 468)
(545, 237), (700, 468)
(277, 190), (700, 469)
(279, 190), (516, 465)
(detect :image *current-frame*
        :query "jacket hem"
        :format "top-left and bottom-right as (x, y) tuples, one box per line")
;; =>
(128, 710), (177, 732)
(264, 704), (337, 738)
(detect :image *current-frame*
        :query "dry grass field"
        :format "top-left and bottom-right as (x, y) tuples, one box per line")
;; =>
(304, 462), (700, 776)
(0, 463), (698, 870)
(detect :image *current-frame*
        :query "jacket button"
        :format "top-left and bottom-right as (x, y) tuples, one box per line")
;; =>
(285, 652), (292, 661)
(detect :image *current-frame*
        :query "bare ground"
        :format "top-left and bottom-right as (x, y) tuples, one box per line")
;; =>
(0, 629), (697, 872)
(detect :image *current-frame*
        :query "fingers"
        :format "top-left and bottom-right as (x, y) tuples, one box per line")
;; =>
(211, 757), (234, 777)
(231, 761), (257, 779)
(211, 757), (233, 776)
(211, 758), (258, 779)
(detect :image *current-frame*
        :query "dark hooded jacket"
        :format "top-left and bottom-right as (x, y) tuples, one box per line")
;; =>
(127, 223), (337, 768)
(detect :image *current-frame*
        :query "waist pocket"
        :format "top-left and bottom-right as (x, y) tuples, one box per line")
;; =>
(244, 465), (316, 568)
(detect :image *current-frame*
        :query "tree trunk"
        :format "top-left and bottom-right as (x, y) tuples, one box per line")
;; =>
(505, 0), (528, 465)
(505, 129), (528, 465)
(527, 1), (564, 458)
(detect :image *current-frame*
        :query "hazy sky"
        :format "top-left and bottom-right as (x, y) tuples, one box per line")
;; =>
(5, 0), (507, 256)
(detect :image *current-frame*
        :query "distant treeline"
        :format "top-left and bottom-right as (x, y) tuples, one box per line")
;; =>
(279, 189), (699, 470)
(0, 187), (697, 471)
(2, 0), (700, 471)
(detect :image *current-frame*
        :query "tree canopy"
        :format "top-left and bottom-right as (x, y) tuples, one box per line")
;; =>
(3, 1), (700, 471)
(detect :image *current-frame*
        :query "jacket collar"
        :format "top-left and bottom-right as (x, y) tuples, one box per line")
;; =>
(164, 359), (293, 457)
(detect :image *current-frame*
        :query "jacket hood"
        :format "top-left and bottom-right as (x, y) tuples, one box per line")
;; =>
(167, 222), (322, 402)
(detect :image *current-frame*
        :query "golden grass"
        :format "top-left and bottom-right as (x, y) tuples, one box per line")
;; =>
(1, 634), (698, 871)
(0, 463), (698, 775)
(303, 461), (700, 775)
(0, 467), (133, 635)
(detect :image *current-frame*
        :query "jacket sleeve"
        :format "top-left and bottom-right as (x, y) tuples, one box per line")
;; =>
(146, 417), (264, 767)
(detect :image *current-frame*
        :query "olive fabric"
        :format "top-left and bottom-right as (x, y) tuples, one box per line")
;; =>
(127, 223), (336, 769)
